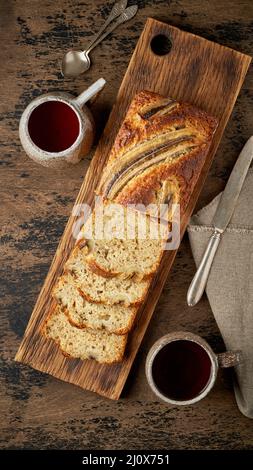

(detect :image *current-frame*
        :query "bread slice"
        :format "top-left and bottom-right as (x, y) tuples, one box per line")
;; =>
(81, 201), (168, 279)
(85, 238), (164, 279)
(53, 273), (137, 334)
(42, 305), (127, 364)
(65, 246), (150, 306)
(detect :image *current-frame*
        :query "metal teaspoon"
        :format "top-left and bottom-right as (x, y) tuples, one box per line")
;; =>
(62, 4), (138, 77)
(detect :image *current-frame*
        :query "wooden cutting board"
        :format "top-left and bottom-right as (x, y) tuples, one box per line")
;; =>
(15, 18), (251, 399)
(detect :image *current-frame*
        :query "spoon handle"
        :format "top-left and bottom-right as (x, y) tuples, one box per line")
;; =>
(86, 0), (128, 51)
(86, 5), (138, 55)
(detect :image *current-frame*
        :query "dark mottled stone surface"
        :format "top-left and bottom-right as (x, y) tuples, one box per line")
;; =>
(1, 0), (253, 450)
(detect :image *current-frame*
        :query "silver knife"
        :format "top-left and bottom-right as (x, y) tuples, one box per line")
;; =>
(187, 136), (253, 307)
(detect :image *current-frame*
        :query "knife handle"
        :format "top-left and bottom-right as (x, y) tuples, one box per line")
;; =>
(187, 230), (222, 307)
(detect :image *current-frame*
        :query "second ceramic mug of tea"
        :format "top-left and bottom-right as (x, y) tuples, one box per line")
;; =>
(146, 332), (241, 405)
(19, 78), (106, 168)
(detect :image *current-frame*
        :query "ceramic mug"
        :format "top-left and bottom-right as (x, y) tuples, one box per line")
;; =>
(19, 78), (106, 168)
(146, 331), (242, 405)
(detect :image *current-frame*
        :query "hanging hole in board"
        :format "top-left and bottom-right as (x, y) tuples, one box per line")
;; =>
(150, 34), (172, 56)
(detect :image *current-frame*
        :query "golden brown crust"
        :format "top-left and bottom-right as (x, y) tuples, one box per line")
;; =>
(76, 283), (146, 307)
(45, 331), (126, 364)
(85, 255), (156, 281)
(105, 91), (217, 165)
(53, 271), (140, 334)
(97, 90), (218, 220)
(75, 238), (88, 250)
(41, 304), (127, 364)
(57, 333), (127, 364)
(63, 245), (151, 307)
(40, 301), (58, 336)
(115, 144), (208, 216)
(84, 257), (121, 278)
(63, 305), (137, 336)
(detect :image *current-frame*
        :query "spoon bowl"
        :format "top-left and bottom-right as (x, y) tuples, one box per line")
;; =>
(61, 4), (138, 78)
(62, 50), (90, 77)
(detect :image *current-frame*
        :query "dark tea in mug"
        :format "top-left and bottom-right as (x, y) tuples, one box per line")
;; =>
(151, 339), (212, 401)
(28, 101), (80, 153)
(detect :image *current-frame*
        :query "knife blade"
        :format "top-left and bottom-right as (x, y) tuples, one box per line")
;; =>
(213, 136), (253, 232)
(187, 136), (253, 307)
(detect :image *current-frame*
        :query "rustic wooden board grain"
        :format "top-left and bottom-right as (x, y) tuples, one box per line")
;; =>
(14, 18), (251, 400)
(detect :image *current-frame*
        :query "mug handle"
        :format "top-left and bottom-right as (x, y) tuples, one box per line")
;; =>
(72, 78), (106, 107)
(217, 350), (242, 368)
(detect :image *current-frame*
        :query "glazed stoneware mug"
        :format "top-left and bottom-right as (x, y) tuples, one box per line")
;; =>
(19, 77), (106, 168)
(146, 331), (242, 405)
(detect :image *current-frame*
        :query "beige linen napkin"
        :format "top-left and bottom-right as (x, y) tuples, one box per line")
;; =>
(187, 169), (253, 418)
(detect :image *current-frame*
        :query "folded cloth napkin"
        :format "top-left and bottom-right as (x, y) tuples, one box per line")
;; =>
(188, 169), (253, 418)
